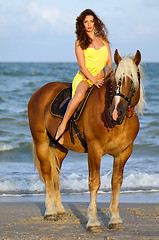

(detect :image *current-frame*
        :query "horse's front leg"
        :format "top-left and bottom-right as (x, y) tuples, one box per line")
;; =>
(109, 143), (133, 229)
(87, 145), (102, 232)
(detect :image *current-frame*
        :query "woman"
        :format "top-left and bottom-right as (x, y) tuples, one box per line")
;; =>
(55, 9), (112, 144)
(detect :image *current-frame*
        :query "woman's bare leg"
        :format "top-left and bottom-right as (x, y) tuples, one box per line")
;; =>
(55, 81), (90, 144)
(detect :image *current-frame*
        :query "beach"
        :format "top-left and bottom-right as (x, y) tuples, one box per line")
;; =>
(0, 202), (159, 240)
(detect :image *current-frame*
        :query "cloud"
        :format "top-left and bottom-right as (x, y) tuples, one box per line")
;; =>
(0, 1), (75, 36)
(26, 2), (61, 32)
(25, 1), (76, 35)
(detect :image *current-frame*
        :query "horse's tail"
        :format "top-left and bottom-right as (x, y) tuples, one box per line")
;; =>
(32, 139), (60, 191)
(32, 140), (43, 182)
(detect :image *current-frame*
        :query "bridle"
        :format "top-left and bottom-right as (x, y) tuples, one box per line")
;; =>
(98, 68), (141, 132)
(110, 69), (141, 108)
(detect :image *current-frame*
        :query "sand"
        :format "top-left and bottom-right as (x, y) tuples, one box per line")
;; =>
(0, 202), (159, 240)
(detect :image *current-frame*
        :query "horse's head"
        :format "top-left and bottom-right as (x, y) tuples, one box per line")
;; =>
(109, 49), (144, 125)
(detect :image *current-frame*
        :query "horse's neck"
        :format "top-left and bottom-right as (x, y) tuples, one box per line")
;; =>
(89, 72), (114, 110)
(97, 81), (111, 109)
(104, 69), (114, 82)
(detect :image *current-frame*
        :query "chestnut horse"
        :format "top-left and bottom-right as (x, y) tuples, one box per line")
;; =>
(28, 49), (144, 231)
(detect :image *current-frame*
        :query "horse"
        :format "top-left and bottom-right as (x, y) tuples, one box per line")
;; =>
(28, 49), (144, 232)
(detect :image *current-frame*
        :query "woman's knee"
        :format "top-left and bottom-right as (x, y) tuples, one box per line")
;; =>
(74, 91), (85, 102)
(73, 81), (89, 102)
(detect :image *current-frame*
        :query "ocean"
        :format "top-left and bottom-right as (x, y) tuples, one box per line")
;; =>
(0, 62), (159, 203)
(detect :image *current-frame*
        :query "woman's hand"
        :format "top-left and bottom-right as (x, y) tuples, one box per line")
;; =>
(94, 78), (104, 88)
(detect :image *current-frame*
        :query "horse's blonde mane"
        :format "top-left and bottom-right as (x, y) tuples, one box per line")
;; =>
(113, 55), (145, 115)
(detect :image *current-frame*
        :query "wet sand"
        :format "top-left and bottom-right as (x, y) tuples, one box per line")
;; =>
(0, 202), (159, 240)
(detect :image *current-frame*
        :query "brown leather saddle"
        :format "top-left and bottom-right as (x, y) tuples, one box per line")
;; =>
(50, 85), (95, 151)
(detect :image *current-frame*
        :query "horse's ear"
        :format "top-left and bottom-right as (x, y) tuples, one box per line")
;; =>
(114, 49), (122, 65)
(134, 50), (141, 66)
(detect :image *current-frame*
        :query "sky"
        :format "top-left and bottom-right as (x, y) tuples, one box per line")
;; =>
(0, 0), (159, 62)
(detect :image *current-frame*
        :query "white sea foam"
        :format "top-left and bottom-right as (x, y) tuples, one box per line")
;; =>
(60, 172), (159, 193)
(0, 174), (45, 193)
(61, 173), (88, 191)
(0, 193), (45, 198)
(122, 172), (159, 188)
(0, 163), (159, 196)
(0, 143), (18, 151)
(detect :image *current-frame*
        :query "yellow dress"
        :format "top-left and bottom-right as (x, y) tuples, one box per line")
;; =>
(72, 42), (108, 97)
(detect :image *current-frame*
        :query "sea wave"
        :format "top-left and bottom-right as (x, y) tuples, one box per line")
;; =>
(0, 175), (44, 193)
(1, 171), (159, 196)
(0, 142), (32, 153)
(0, 143), (19, 151)
(61, 172), (159, 193)
(122, 172), (159, 188)
(0, 193), (45, 198)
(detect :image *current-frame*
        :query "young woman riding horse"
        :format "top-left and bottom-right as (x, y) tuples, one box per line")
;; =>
(28, 48), (144, 232)
(55, 9), (112, 145)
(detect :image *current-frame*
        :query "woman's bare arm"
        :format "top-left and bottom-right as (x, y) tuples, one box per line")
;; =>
(105, 42), (113, 75)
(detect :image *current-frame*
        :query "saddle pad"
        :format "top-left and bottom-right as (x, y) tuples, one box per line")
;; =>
(50, 87), (72, 119)
(50, 85), (95, 121)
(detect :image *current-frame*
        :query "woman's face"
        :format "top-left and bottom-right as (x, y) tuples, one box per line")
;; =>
(83, 15), (94, 33)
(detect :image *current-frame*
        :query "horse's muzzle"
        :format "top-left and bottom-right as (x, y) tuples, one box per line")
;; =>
(109, 102), (127, 125)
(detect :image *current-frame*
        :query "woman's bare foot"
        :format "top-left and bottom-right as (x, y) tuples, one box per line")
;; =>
(55, 125), (65, 145)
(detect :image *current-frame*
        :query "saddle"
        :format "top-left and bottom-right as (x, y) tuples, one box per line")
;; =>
(50, 85), (95, 150)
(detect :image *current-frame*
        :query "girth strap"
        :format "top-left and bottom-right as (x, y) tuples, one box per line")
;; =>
(48, 118), (87, 152)
(69, 119), (75, 145)
(71, 119), (87, 151)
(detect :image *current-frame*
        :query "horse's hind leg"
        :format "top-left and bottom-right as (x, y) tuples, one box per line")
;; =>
(33, 136), (59, 220)
(50, 145), (68, 216)
(109, 143), (133, 229)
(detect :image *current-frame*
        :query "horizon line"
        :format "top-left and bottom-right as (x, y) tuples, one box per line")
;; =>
(0, 61), (159, 64)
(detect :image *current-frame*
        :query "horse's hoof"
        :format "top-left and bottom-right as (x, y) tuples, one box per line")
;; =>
(108, 223), (124, 230)
(44, 214), (58, 221)
(87, 226), (103, 233)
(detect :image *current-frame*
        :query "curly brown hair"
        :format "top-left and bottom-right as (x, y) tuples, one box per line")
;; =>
(75, 9), (109, 50)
